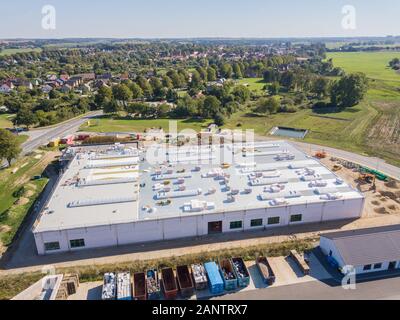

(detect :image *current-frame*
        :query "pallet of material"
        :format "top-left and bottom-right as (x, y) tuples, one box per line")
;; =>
(231, 258), (250, 287)
(102, 273), (116, 300)
(146, 269), (161, 300)
(117, 272), (132, 300)
(133, 272), (147, 300)
(289, 250), (310, 275)
(176, 265), (195, 298)
(219, 259), (238, 291)
(191, 264), (208, 290)
(161, 268), (178, 300)
(256, 257), (276, 285)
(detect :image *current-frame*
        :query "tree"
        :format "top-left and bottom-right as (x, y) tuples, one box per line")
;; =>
(268, 82), (281, 95)
(207, 67), (217, 81)
(255, 96), (280, 114)
(0, 129), (22, 166)
(190, 70), (202, 89)
(232, 85), (250, 104)
(263, 68), (280, 83)
(220, 63), (233, 78)
(213, 112), (226, 126)
(330, 73), (368, 108)
(95, 86), (112, 106)
(112, 84), (132, 105)
(232, 63), (243, 79)
(102, 99), (121, 114)
(199, 95), (221, 118)
(312, 77), (330, 98)
(128, 82), (143, 100)
(14, 106), (37, 128)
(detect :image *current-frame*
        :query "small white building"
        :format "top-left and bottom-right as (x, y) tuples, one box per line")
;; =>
(320, 225), (400, 275)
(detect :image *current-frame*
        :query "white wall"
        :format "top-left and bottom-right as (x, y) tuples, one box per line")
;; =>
(35, 197), (364, 255)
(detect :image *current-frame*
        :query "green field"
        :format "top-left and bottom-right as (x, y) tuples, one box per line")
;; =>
(0, 48), (42, 56)
(327, 51), (400, 84)
(237, 78), (266, 94)
(80, 117), (213, 133)
(0, 114), (14, 128)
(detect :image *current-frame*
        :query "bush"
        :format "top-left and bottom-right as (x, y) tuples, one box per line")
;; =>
(12, 187), (26, 198)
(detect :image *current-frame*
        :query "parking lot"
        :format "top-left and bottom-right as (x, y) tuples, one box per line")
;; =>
(68, 252), (332, 300)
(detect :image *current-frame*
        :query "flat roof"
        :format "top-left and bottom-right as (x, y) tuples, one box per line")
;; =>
(34, 140), (363, 232)
(322, 225), (400, 266)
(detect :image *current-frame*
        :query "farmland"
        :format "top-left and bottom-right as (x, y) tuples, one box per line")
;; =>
(0, 48), (42, 56)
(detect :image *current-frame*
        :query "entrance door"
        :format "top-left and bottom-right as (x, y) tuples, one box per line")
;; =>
(208, 221), (222, 234)
(388, 261), (397, 270)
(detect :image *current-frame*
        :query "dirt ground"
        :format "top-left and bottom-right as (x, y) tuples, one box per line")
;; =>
(320, 157), (400, 219)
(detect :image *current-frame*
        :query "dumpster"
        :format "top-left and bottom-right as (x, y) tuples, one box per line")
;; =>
(256, 257), (275, 285)
(161, 268), (178, 299)
(176, 265), (195, 298)
(146, 269), (161, 300)
(116, 272), (132, 300)
(219, 259), (238, 291)
(101, 273), (116, 300)
(133, 272), (147, 300)
(204, 262), (224, 295)
(231, 257), (250, 287)
(191, 264), (208, 290)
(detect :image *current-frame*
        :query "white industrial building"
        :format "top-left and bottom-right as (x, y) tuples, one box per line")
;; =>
(33, 140), (365, 255)
(320, 225), (400, 275)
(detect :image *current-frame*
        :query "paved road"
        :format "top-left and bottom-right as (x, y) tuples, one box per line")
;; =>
(21, 110), (102, 155)
(217, 276), (400, 300)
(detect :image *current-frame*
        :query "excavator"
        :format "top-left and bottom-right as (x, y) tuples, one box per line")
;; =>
(314, 150), (327, 159)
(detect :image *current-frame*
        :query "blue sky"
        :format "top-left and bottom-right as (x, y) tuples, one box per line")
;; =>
(0, 0), (399, 38)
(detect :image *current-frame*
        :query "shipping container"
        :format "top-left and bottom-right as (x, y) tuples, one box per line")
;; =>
(289, 250), (310, 275)
(176, 265), (195, 298)
(101, 273), (116, 300)
(190, 264), (208, 290)
(146, 269), (161, 300)
(256, 257), (275, 285)
(133, 272), (147, 300)
(204, 262), (224, 295)
(231, 258), (250, 287)
(219, 259), (238, 291)
(161, 268), (178, 300)
(116, 272), (132, 300)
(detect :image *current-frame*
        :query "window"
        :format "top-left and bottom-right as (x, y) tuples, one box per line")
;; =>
(250, 219), (263, 227)
(268, 217), (280, 225)
(363, 264), (372, 271)
(230, 221), (243, 229)
(44, 241), (60, 251)
(290, 214), (302, 223)
(373, 263), (382, 269)
(70, 239), (85, 248)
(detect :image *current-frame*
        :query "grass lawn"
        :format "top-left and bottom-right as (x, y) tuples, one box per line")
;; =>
(0, 114), (14, 128)
(0, 48), (42, 56)
(0, 152), (53, 250)
(237, 78), (267, 94)
(80, 116), (213, 133)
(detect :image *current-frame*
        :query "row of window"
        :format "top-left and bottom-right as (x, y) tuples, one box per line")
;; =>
(230, 214), (303, 230)
(363, 263), (382, 271)
(44, 239), (85, 251)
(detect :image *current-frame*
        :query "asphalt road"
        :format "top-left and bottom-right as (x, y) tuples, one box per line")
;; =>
(20, 110), (103, 155)
(217, 276), (400, 300)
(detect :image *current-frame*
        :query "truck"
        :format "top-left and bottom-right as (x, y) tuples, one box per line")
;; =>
(101, 273), (116, 300)
(133, 272), (147, 300)
(190, 264), (208, 290)
(219, 259), (238, 291)
(204, 262), (224, 295)
(161, 267), (178, 299)
(116, 272), (132, 300)
(146, 269), (161, 300)
(289, 250), (310, 275)
(176, 265), (195, 298)
(231, 257), (250, 287)
(256, 257), (276, 285)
